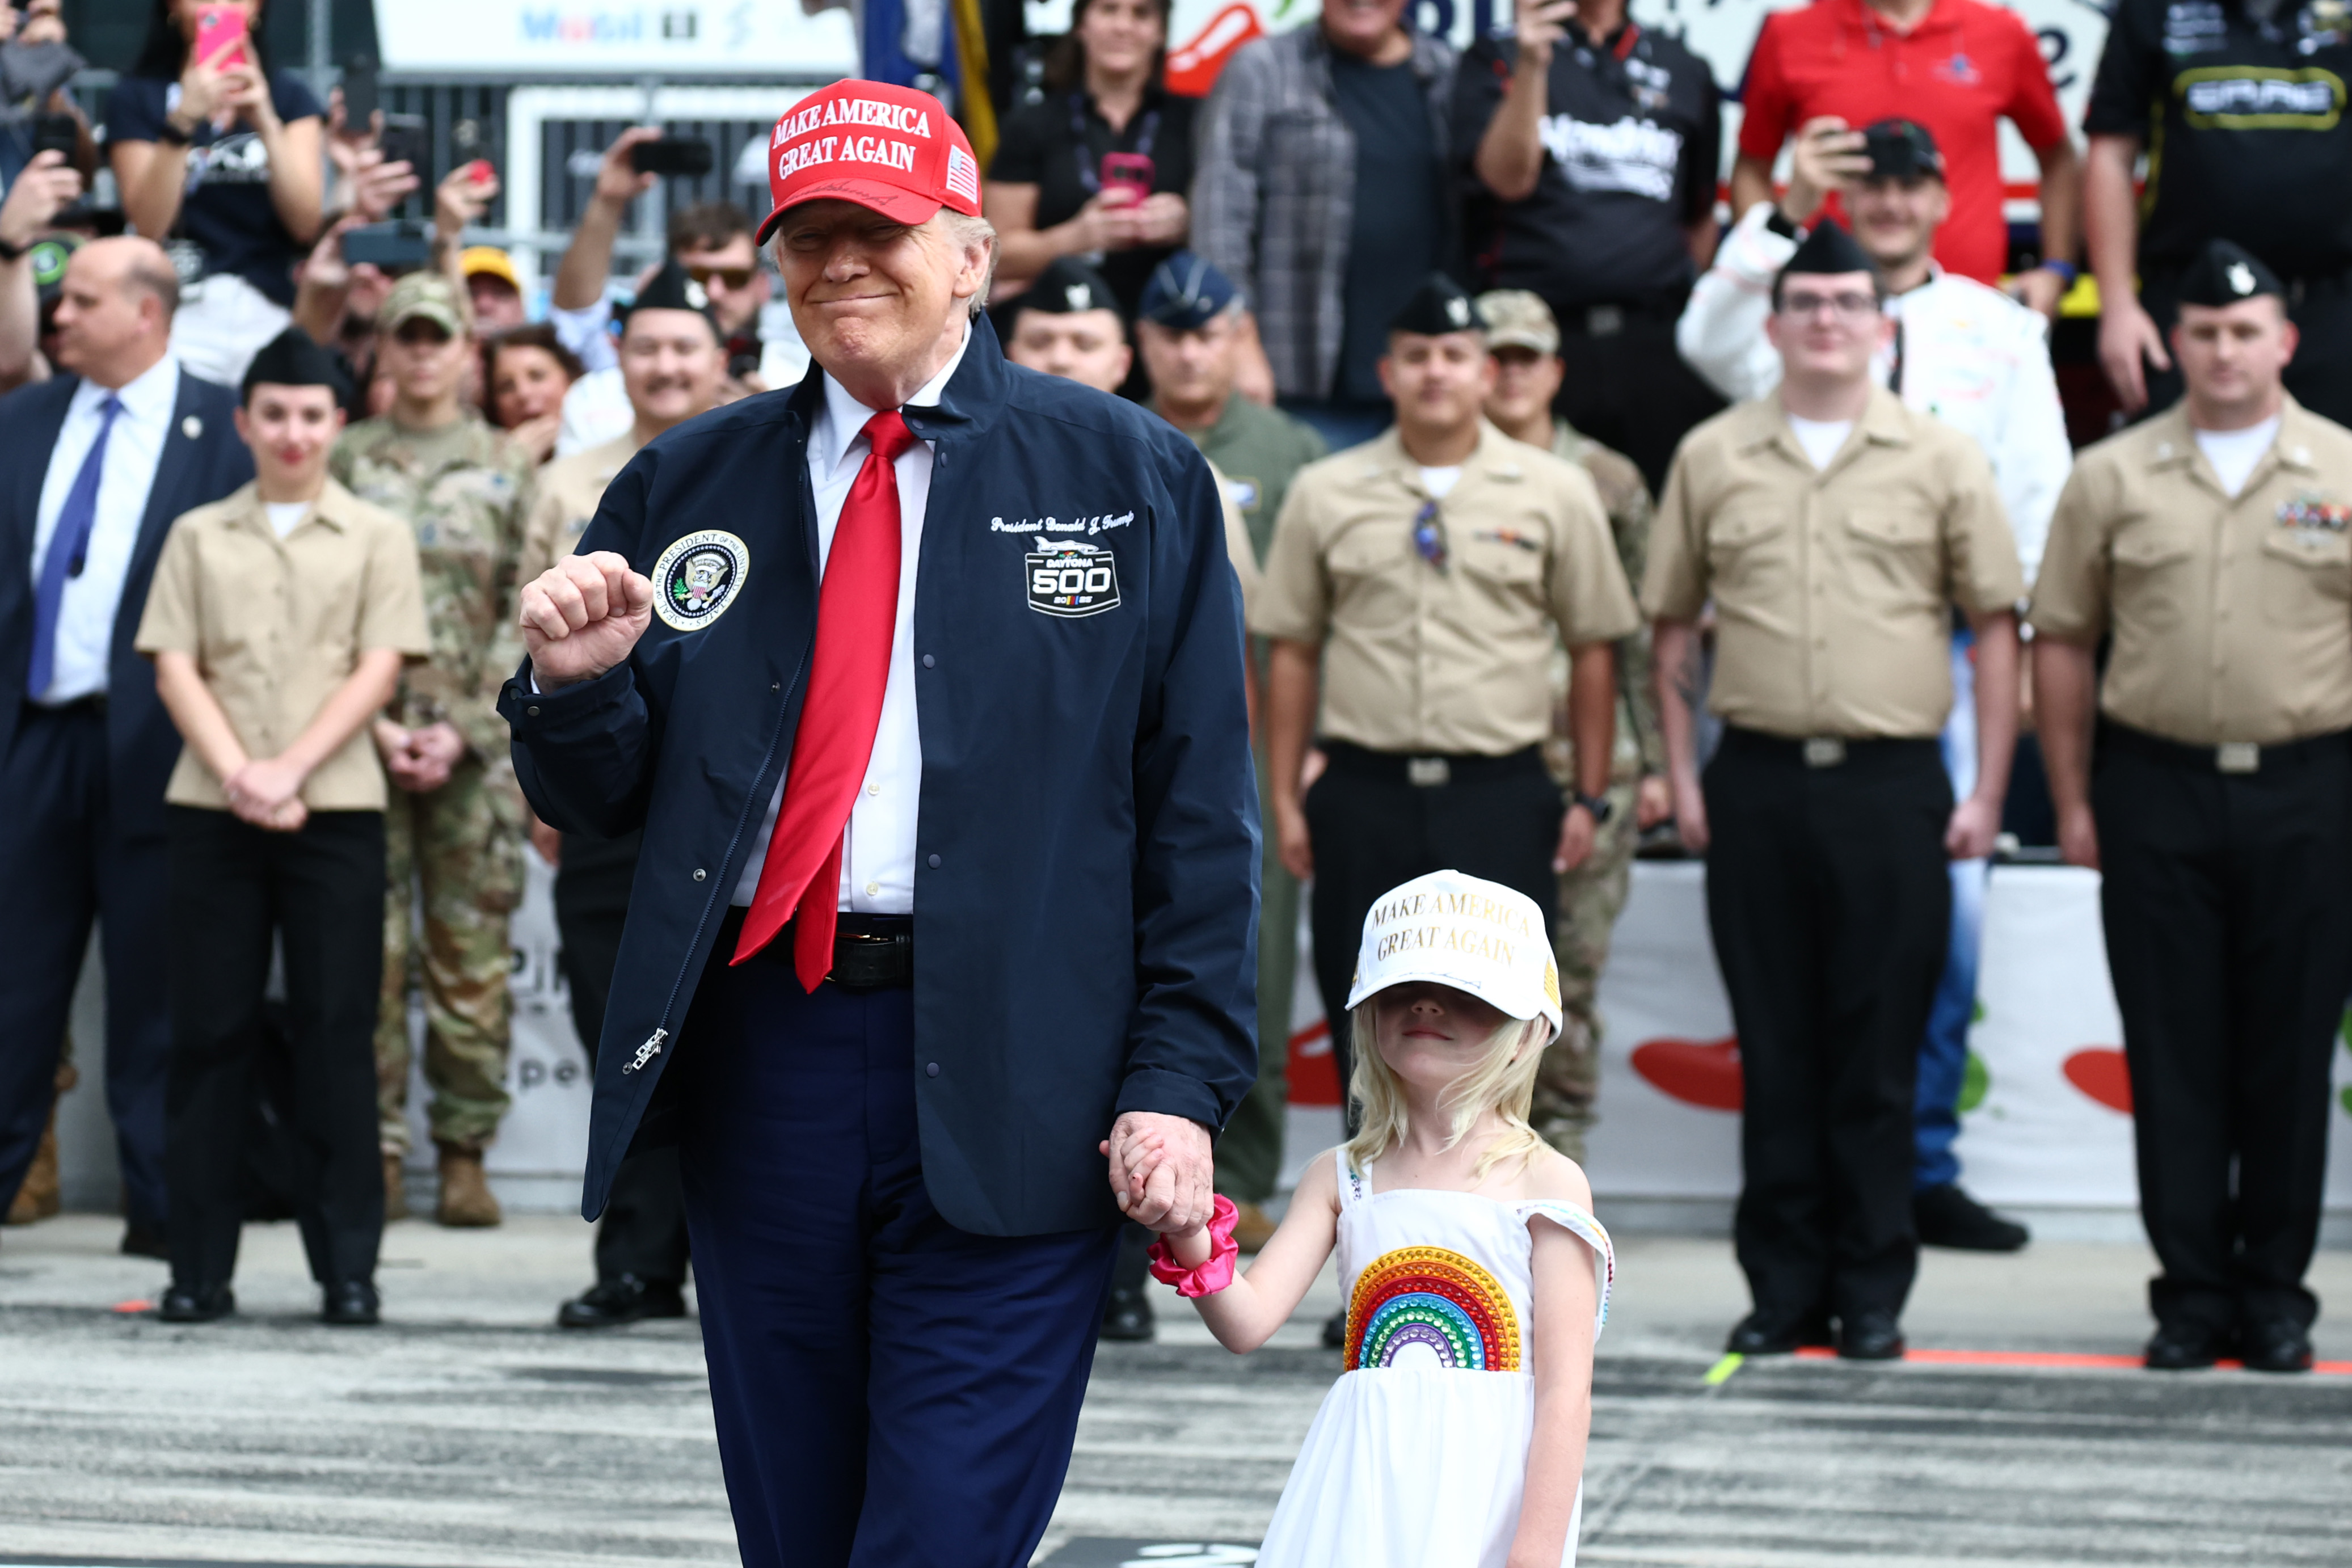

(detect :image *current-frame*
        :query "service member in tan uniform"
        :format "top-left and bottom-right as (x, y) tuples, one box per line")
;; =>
(2031, 240), (2352, 1376)
(522, 262), (726, 1332)
(135, 330), (431, 1325)
(1257, 273), (1639, 1138)
(1478, 288), (1670, 1163)
(1644, 224), (2023, 1362)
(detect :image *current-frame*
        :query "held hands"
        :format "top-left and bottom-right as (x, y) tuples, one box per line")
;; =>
(1100, 1111), (1216, 1234)
(1512, 0), (1579, 71)
(1781, 117), (1870, 226)
(517, 551), (656, 690)
(225, 756), (309, 832)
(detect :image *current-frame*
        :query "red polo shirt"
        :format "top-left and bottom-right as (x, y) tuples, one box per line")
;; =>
(1736, 0), (2067, 283)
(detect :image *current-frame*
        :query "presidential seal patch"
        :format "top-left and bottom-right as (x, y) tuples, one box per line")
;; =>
(1025, 539), (1121, 618)
(652, 529), (750, 631)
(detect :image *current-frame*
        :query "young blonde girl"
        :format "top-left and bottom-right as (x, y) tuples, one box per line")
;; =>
(1128, 869), (1614, 1568)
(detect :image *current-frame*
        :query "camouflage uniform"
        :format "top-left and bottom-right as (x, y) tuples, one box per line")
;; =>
(1537, 419), (1664, 1161)
(332, 413), (536, 1156)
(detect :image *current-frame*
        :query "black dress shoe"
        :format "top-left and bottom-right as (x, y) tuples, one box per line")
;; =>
(1322, 1308), (1348, 1350)
(2144, 1320), (2232, 1371)
(120, 1222), (169, 1261)
(157, 1283), (234, 1323)
(1725, 1305), (1833, 1356)
(1914, 1184), (2029, 1252)
(322, 1279), (381, 1326)
(1836, 1310), (1906, 1361)
(1099, 1283), (1154, 1342)
(2237, 1318), (2314, 1375)
(557, 1275), (687, 1329)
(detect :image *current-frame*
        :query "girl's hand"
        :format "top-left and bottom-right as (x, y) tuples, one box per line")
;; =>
(175, 50), (234, 128)
(220, 64), (279, 135)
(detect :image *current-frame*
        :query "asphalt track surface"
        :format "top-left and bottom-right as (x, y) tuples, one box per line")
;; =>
(2, 1216), (2347, 1566)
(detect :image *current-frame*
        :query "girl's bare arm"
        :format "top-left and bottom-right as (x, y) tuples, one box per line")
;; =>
(1164, 1149), (1342, 1354)
(1506, 1215), (1600, 1568)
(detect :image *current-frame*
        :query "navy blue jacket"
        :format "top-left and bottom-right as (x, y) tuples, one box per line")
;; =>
(0, 370), (252, 842)
(500, 320), (1261, 1236)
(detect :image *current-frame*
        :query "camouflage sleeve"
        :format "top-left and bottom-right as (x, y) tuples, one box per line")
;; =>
(460, 449), (538, 765)
(1608, 472), (1667, 776)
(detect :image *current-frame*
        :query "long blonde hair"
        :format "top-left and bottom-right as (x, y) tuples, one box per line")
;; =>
(1339, 993), (1553, 1183)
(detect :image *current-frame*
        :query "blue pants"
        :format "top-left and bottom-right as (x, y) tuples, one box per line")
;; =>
(0, 702), (172, 1229)
(1915, 634), (1986, 1192)
(672, 947), (1121, 1568)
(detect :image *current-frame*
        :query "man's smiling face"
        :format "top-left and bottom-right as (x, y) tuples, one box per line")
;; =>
(771, 200), (984, 389)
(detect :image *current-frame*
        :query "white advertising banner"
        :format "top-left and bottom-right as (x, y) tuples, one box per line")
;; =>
(375, 1), (860, 78)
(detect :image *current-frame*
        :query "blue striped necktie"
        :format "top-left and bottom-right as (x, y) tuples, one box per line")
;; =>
(27, 393), (125, 701)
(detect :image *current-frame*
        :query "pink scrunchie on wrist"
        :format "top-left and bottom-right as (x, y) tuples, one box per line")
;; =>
(1144, 1194), (1241, 1298)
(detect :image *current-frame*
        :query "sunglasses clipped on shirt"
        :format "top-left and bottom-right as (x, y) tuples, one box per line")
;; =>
(1413, 501), (1447, 572)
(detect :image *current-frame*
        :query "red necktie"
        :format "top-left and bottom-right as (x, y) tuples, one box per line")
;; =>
(733, 410), (916, 987)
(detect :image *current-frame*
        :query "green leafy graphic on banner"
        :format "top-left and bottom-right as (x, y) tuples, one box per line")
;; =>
(1958, 1050), (1990, 1115)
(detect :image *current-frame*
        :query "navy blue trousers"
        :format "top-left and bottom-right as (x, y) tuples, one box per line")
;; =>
(672, 946), (1121, 1568)
(0, 702), (172, 1229)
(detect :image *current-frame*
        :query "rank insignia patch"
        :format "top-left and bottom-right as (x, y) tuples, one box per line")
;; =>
(1025, 538), (1121, 618)
(652, 529), (750, 631)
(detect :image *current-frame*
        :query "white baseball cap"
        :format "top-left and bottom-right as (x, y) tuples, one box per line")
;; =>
(1345, 870), (1562, 1034)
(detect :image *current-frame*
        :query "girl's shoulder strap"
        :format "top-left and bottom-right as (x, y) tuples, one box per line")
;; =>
(1334, 1146), (1370, 1212)
(1519, 1200), (1615, 1338)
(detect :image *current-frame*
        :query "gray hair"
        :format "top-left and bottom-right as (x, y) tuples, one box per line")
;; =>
(939, 210), (997, 319)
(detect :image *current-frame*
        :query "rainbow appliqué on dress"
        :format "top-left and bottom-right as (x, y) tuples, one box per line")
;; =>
(1343, 1245), (1523, 1372)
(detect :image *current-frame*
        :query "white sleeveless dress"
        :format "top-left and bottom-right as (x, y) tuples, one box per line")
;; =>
(1255, 1149), (1617, 1568)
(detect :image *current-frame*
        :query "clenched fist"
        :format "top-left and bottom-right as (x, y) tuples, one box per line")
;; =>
(518, 551), (656, 690)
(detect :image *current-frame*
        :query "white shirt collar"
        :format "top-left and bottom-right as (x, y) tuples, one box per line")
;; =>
(73, 352), (180, 424)
(814, 323), (972, 475)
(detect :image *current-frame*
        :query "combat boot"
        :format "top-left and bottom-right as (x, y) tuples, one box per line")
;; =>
(435, 1143), (502, 1228)
(382, 1153), (410, 1222)
(3, 1065), (69, 1225)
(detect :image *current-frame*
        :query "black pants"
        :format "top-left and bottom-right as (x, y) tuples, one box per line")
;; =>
(2093, 727), (2352, 1333)
(165, 806), (386, 1288)
(1549, 306), (1727, 498)
(1304, 744), (1564, 1107)
(555, 828), (690, 1286)
(0, 699), (173, 1231)
(1703, 730), (1951, 1322)
(2136, 270), (2352, 428)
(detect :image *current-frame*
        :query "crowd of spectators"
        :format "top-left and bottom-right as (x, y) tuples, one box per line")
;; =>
(0, 0), (2346, 1370)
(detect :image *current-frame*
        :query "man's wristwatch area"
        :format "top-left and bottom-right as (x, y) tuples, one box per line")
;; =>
(1573, 790), (1615, 824)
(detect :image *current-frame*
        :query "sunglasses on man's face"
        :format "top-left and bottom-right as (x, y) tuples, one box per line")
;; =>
(1413, 501), (1447, 571)
(688, 265), (755, 290)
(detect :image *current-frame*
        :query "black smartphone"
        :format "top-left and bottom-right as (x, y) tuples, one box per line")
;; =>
(342, 57), (380, 129)
(32, 113), (78, 162)
(342, 220), (433, 270)
(629, 137), (715, 178)
(378, 112), (429, 176)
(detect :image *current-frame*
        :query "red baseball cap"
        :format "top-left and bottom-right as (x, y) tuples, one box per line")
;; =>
(756, 79), (984, 245)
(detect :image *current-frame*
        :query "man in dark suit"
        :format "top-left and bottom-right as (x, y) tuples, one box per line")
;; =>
(0, 236), (253, 1253)
(503, 81), (1258, 1568)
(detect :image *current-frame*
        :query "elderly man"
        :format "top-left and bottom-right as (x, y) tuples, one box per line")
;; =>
(501, 81), (1257, 1566)
(2033, 242), (2352, 1375)
(0, 236), (252, 1255)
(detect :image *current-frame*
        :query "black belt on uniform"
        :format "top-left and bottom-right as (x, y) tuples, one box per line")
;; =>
(1718, 726), (1940, 769)
(714, 905), (914, 990)
(2098, 720), (2351, 775)
(1319, 740), (1547, 789)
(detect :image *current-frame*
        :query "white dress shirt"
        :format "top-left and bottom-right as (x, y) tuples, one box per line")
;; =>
(730, 324), (972, 911)
(27, 355), (183, 704)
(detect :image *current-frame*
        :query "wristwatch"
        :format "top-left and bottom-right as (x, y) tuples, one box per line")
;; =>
(156, 115), (197, 146)
(1572, 790), (1615, 825)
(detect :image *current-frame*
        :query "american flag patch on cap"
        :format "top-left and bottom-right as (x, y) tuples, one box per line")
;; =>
(946, 145), (980, 204)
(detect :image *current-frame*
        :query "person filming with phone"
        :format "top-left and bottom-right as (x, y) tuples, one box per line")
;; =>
(106, 1), (324, 389)
(985, 0), (1194, 321)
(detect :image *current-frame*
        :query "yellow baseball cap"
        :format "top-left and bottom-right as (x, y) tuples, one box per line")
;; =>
(460, 245), (523, 293)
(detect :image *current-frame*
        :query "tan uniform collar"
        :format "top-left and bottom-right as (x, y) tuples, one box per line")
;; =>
(1360, 419), (1529, 496)
(1736, 383), (1911, 479)
(2146, 395), (2323, 497)
(226, 476), (364, 537)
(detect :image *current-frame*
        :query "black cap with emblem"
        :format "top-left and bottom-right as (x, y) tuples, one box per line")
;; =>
(1388, 273), (1486, 337)
(1014, 255), (1120, 318)
(2176, 238), (2284, 307)
(240, 325), (355, 404)
(619, 258), (723, 339)
(1862, 119), (1944, 182)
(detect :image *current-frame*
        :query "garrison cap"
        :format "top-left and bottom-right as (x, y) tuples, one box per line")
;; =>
(240, 325), (354, 404)
(1782, 219), (1878, 280)
(619, 258), (723, 339)
(1862, 119), (1944, 182)
(1475, 289), (1559, 355)
(1139, 251), (1240, 329)
(1013, 255), (1120, 318)
(2176, 238), (2284, 306)
(1389, 272), (1486, 336)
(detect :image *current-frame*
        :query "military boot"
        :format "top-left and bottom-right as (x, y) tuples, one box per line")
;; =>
(3, 1064), (69, 1225)
(382, 1153), (410, 1222)
(435, 1143), (502, 1228)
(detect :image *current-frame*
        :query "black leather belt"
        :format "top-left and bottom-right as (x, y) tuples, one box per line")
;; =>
(715, 907), (913, 990)
(2099, 720), (2351, 775)
(1719, 726), (1940, 769)
(1320, 740), (1546, 789)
